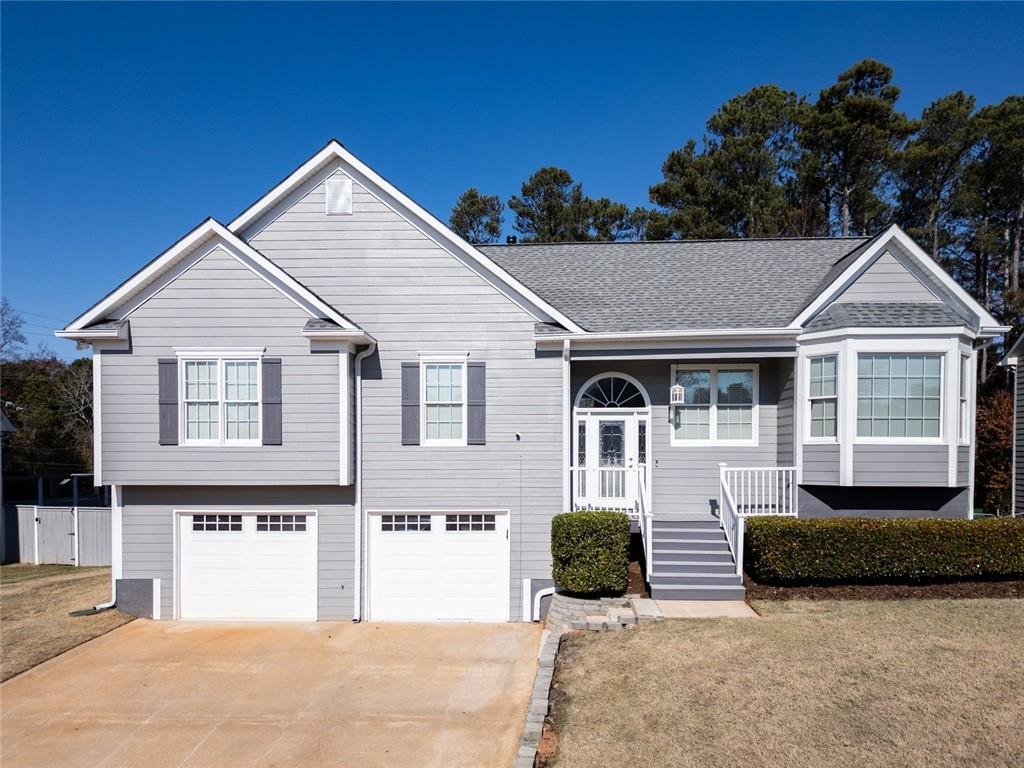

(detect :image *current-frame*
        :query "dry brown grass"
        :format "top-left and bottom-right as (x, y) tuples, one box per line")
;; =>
(550, 599), (1024, 768)
(1, 566), (132, 681)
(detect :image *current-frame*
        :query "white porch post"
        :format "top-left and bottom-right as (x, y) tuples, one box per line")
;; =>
(562, 339), (571, 512)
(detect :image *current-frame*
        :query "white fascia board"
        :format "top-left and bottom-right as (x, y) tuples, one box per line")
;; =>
(227, 140), (585, 333)
(55, 324), (128, 341)
(537, 327), (802, 343)
(798, 326), (978, 343)
(63, 219), (359, 333)
(793, 225), (1004, 331)
(301, 329), (376, 345)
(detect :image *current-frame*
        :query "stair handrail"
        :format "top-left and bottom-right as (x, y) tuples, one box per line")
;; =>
(637, 465), (653, 580)
(718, 463), (745, 578)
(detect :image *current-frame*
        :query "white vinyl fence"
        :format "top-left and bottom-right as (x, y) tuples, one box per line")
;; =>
(11, 505), (111, 566)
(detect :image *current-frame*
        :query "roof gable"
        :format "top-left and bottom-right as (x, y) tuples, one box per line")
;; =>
(228, 140), (585, 333)
(793, 225), (1005, 334)
(63, 219), (364, 335)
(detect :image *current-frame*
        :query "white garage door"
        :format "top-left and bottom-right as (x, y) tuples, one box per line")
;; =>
(178, 512), (317, 621)
(369, 512), (509, 622)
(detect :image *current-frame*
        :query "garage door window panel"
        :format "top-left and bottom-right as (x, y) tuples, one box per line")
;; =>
(256, 514), (307, 532)
(381, 514), (431, 532)
(192, 514), (242, 532)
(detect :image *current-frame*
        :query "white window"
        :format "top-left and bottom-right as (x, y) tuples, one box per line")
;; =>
(180, 357), (261, 446)
(421, 360), (466, 445)
(808, 355), (838, 440)
(959, 354), (970, 444)
(670, 365), (758, 445)
(856, 354), (942, 439)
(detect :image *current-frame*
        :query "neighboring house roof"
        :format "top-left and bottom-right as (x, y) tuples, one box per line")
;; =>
(61, 219), (369, 340)
(1, 410), (16, 434)
(804, 302), (971, 333)
(481, 237), (869, 333)
(999, 333), (1024, 366)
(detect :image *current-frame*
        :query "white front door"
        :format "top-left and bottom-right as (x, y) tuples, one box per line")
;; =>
(574, 411), (649, 512)
(368, 512), (510, 622)
(178, 512), (318, 621)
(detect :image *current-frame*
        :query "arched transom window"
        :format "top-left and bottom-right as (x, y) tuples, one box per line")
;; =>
(577, 375), (649, 409)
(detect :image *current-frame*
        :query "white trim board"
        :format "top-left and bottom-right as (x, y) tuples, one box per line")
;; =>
(63, 219), (368, 337)
(228, 140), (585, 333)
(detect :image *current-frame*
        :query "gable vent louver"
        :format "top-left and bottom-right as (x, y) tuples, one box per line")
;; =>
(325, 177), (353, 215)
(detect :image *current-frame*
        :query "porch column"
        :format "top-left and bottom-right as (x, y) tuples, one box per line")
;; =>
(562, 339), (571, 512)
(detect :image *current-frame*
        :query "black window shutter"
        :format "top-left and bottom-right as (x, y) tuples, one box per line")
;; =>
(401, 362), (420, 445)
(467, 361), (486, 445)
(262, 358), (283, 445)
(157, 359), (178, 446)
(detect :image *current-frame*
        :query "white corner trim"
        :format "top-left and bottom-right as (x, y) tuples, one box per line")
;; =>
(93, 352), (103, 486)
(63, 219), (359, 333)
(793, 225), (1004, 332)
(339, 350), (351, 486)
(152, 578), (162, 621)
(561, 340), (571, 513)
(227, 141), (586, 333)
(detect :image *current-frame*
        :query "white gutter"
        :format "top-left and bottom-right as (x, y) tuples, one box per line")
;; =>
(351, 339), (377, 621)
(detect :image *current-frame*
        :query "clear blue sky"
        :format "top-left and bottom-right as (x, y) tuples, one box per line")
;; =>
(3, 2), (1022, 359)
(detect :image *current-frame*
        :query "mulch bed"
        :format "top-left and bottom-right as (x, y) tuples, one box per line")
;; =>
(626, 561), (649, 598)
(744, 575), (1024, 601)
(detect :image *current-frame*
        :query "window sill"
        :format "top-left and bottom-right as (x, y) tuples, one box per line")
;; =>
(419, 440), (469, 448)
(852, 438), (945, 446)
(179, 440), (263, 448)
(669, 439), (759, 448)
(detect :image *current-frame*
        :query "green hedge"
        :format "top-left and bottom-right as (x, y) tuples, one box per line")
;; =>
(551, 510), (631, 596)
(745, 516), (1024, 585)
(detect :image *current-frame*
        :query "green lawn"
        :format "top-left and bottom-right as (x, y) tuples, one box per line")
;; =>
(548, 599), (1024, 768)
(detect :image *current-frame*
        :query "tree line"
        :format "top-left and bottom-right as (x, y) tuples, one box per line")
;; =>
(449, 59), (1023, 355)
(1, 298), (93, 478)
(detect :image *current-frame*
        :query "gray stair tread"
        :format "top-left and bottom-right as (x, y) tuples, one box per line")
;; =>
(652, 571), (741, 578)
(653, 560), (735, 567)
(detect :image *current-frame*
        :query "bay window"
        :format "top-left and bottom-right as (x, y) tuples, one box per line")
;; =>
(671, 365), (757, 445)
(856, 354), (941, 439)
(808, 355), (838, 439)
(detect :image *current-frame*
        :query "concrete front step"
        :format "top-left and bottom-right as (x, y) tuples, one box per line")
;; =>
(652, 560), (736, 574)
(651, 573), (743, 587)
(651, 584), (746, 601)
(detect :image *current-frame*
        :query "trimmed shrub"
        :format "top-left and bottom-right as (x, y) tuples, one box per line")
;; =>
(745, 516), (1024, 586)
(551, 510), (631, 596)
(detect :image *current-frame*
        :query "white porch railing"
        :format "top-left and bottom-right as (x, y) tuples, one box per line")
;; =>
(719, 472), (745, 577)
(569, 466), (645, 518)
(720, 465), (798, 517)
(637, 467), (653, 579)
(718, 464), (798, 577)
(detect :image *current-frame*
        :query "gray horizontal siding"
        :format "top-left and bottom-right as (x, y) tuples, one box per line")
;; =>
(836, 250), (940, 304)
(570, 359), (789, 518)
(121, 486), (354, 620)
(852, 444), (949, 486)
(957, 445), (970, 487)
(803, 445), (840, 485)
(246, 163), (562, 620)
(102, 246), (341, 485)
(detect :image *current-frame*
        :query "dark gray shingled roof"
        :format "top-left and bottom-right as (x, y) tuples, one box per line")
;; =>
(303, 318), (342, 331)
(804, 302), (970, 332)
(481, 238), (870, 332)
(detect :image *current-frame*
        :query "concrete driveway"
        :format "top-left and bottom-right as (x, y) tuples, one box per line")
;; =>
(1, 619), (541, 768)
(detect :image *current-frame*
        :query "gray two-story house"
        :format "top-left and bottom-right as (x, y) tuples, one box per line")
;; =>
(59, 141), (1007, 622)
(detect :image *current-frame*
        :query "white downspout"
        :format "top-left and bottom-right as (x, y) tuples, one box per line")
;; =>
(93, 484), (122, 610)
(352, 340), (377, 621)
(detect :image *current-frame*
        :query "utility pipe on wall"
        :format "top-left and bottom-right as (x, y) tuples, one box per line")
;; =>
(352, 340), (377, 621)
